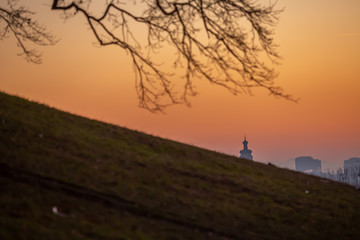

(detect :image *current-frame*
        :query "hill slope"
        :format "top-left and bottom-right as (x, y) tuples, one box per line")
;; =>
(0, 91), (359, 240)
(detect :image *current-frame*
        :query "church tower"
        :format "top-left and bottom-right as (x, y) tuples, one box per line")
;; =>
(239, 137), (253, 160)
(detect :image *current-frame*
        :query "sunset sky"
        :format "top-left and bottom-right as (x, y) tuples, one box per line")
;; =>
(1, 0), (359, 169)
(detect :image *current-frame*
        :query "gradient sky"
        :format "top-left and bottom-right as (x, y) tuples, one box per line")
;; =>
(1, 0), (359, 169)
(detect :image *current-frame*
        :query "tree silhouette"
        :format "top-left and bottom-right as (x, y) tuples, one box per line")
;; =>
(1, 0), (294, 112)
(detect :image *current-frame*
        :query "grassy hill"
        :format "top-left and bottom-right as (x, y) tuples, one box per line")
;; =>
(0, 91), (359, 240)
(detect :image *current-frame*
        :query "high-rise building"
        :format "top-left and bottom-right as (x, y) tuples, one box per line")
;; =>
(344, 157), (360, 170)
(295, 156), (321, 173)
(239, 137), (253, 160)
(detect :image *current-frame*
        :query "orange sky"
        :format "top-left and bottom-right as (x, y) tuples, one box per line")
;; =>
(1, 0), (359, 169)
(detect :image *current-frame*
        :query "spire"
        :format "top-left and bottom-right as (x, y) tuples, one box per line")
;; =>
(239, 136), (253, 160)
(242, 136), (248, 149)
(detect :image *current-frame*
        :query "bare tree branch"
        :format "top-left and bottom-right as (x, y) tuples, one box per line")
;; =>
(2, 0), (296, 112)
(0, 0), (57, 63)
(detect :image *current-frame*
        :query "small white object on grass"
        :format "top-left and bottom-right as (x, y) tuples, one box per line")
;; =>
(52, 206), (72, 218)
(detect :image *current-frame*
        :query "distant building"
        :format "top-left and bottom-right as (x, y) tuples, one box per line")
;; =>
(239, 137), (253, 160)
(344, 157), (360, 170)
(295, 156), (321, 173)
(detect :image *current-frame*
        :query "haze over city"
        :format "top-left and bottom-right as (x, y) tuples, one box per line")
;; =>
(1, 0), (359, 170)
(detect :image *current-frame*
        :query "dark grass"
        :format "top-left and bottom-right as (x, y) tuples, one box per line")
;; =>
(0, 91), (360, 239)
